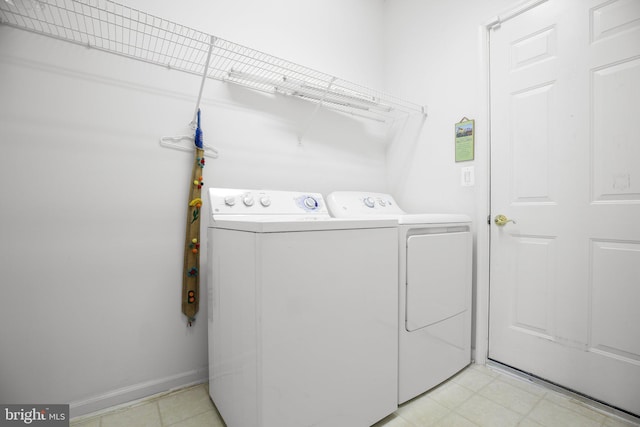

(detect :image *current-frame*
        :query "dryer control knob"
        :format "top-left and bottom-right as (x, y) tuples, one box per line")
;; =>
(304, 197), (319, 210)
(243, 195), (255, 206)
(224, 196), (236, 206)
(364, 197), (375, 208)
(378, 199), (387, 207)
(260, 196), (271, 207)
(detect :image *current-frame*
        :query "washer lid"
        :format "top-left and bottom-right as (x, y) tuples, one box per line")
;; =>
(210, 216), (397, 232)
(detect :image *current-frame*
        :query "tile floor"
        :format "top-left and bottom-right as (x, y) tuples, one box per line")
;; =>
(70, 364), (639, 427)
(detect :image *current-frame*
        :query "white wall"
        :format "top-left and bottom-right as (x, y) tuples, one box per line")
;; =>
(384, 0), (517, 213)
(382, 0), (523, 362)
(0, 0), (390, 417)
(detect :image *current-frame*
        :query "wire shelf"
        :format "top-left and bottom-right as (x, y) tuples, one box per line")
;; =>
(0, 0), (425, 122)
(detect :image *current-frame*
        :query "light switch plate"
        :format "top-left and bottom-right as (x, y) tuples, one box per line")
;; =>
(461, 166), (475, 186)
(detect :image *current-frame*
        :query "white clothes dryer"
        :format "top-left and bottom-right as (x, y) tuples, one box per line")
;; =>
(207, 188), (399, 427)
(327, 191), (472, 404)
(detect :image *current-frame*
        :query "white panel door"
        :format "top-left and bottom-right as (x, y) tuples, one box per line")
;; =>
(489, 0), (640, 415)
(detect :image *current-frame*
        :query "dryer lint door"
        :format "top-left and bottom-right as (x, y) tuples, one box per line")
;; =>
(406, 231), (471, 331)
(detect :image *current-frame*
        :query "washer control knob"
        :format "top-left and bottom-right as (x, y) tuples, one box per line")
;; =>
(364, 197), (375, 208)
(378, 199), (387, 207)
(304, 196), (319, 210)
(224, 196), (236, 206)
(243, 195), (255, 206)
(260, 196), (271, 207)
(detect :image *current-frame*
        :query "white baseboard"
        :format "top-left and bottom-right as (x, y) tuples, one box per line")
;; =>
(69, 367), (208, 419)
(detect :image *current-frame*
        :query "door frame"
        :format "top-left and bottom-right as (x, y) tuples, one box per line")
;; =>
(474, 0), (550, 365)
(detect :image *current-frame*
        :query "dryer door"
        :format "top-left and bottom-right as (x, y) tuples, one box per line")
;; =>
(406, 231), (471, 331)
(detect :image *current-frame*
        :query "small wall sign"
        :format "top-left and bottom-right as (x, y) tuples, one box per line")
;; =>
(455, 117), (475, 162)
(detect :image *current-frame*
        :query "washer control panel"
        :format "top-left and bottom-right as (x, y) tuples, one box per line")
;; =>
(210, 188), (327, 216)
(326, 191), (405, 218)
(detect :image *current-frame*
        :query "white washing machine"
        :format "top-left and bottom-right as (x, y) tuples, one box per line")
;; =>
(207, 188), (399, 427)
(327, 191), (472, 404)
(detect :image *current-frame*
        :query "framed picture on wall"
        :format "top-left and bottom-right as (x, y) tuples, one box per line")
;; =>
(455, 118), (474, 162)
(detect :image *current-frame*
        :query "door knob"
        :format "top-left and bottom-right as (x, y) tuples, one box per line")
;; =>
(494, 214), (516, 226)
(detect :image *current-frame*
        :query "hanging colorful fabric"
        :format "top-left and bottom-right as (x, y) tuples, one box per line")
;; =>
(182, 109), (205, 326)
